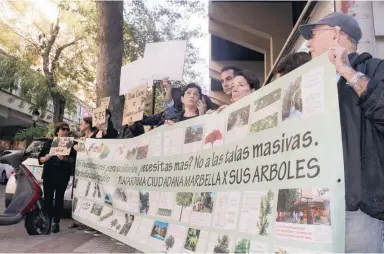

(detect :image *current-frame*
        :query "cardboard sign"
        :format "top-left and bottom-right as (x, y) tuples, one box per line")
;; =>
(49, 137), (74, 156)
(122, 84), (148, 125)
(92, 107), (107, 128)
(100, 97), (110, 110)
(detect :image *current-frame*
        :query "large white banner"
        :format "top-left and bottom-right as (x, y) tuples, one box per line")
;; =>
(73, 54), (345, 253)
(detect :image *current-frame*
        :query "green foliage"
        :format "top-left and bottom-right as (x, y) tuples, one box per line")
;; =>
(45, 123), (56, 138)
(234, 239), (251, 253)
(213, 235), (230, 253)
(165, 235), (175, 251)
(0, 0), (97, 121)
(13, 127), (47, 141)
(184, 228), (200, 251)
(176, 192), (194, 207)
(0, 56), (50, 113)
(257, 190), (274, 236)
(277, 189), (300, 212)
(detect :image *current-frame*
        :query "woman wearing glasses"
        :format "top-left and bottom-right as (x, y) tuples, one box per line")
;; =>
(38, 122), (76, 234)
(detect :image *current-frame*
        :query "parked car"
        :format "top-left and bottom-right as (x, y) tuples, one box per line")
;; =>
(4, 138), (73, 210)
(0, 154), (14, 184)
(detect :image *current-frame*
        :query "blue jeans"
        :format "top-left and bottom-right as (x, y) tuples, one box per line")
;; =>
(346, 210), (384, 253)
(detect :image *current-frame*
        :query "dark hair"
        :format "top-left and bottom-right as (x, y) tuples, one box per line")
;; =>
(54, 122), (70, 137)
(202, 95), (218, 110)
(182, 83), (202, 99)
(171, 88), (183, 112)
(276, 52), (311, 77)
(220, 66), (242, 74)
(234, 70), (261, 90)
(83, 116), (98, 132)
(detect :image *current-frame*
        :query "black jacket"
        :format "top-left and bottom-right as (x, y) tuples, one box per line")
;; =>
(338, 53), (384, 220)
(38, 139), (77, 184)
(102, 120), (118, 139)
(118, 122), (145, 139)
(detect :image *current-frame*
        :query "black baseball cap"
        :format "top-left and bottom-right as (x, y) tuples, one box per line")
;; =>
(299, 12), (362, 42)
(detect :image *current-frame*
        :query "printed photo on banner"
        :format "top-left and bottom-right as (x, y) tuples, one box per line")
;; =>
(172, 192), (194, 223)
(206, 233), (233, 254)
(140, 191), (159, 216)
(91, 203), (103, 217)
(190, 192), (215, 226)
(98, 206), (114, 228)
(113, 188), (128, 211)
(88, 142), (111, 159)
(157, 192), (175, 217)
(137, 145), (149, 160)
(183, 228), (209, 253)
(49, 137), (74, 156)
(239, 190), (275, 236)
(282, 76), (303, 122)
(118, 214), (135, 236)
(104, 186), (116, 206)
(234, 238), (268, 253)
(109, 209), (126, 233)
(276, 188), (332, 243)
(254, 88), (281, 112)
(203, 114), (225, 149)
(162, 224), (187, 253)
(183, 124), (204, 154)
(193, 192), (215, 213)
(250, 88), (282, 134)
(226, 105), (250, 144)
(122, 84), (148, 125)
(150, 220), (169, 241)
(89, 203), (104, 223)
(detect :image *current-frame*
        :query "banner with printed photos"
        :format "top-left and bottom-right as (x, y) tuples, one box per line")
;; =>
(73, 53), (345, 253)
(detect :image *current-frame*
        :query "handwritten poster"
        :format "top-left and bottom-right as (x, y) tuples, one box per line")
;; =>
(49, 137), (74, 156)
(122, 84), (148, 125)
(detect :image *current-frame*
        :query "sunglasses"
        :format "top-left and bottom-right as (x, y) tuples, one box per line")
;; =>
(60, 127), (70, 131)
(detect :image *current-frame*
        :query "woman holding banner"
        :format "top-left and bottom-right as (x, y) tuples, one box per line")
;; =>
(38, 122), (76, 234)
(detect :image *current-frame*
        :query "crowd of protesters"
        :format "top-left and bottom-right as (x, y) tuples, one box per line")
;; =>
(40, 12), (383, 253)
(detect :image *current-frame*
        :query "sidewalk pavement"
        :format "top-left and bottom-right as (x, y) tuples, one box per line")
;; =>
(0, 219), (139, 253)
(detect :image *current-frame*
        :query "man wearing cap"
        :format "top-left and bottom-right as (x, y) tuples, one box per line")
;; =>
(299, 12), (384, 253)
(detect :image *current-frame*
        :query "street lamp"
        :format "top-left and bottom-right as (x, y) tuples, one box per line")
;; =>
(32, 108), (40, 127)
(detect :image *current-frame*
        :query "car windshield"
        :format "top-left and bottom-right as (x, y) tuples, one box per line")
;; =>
(25, 140), (46, 155)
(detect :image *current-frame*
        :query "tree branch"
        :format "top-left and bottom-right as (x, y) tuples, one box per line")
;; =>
(51, 39), (79, 72)
(42, 18), (60, 77)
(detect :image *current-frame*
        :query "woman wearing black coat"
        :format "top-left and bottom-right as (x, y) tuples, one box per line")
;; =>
(38, 122), (76, 233)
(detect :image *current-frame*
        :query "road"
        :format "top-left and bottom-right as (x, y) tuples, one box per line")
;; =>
(0, 184), (138, 253)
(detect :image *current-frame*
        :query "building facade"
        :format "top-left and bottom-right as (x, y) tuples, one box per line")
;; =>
(208, 0), (384, 100)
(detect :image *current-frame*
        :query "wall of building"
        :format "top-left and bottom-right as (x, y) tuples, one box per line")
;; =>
(293, 1), (384, 59)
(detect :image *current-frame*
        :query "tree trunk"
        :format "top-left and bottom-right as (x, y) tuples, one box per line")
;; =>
(51, 91), (66, 123)
(96, 1), (124, 131)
